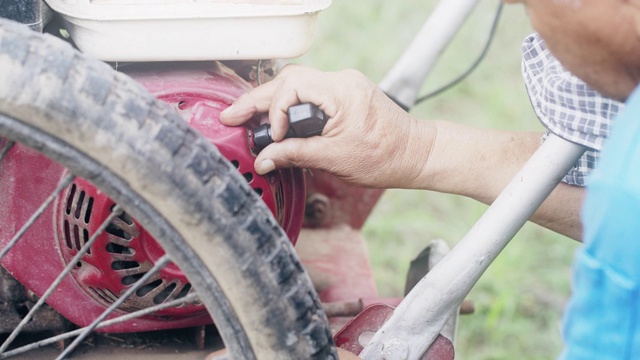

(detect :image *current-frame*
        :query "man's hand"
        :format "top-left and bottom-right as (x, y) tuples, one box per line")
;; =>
(221, 64), (584, 240)
(220, 64), (435, 189)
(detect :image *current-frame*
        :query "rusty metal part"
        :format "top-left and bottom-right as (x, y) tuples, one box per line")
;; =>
(323, 298), (473, 319)
(195, 325), (206, 350)
(220, 59), (282, 87)
(303, 171), (384, 229)
(333, 303), (454, 360)
(0, 267), (67, 334)
(304, 193), (330, 227)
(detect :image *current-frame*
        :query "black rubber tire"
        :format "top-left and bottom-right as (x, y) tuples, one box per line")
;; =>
(0, 19), (336, 360)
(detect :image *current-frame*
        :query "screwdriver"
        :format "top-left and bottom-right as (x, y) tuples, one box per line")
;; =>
(251, 103), (328, 152)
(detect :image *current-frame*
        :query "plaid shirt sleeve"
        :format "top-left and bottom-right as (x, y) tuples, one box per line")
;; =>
(521, 33), (624, 186)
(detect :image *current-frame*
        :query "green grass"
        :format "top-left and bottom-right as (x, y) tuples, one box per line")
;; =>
(298, 1), (581, 359)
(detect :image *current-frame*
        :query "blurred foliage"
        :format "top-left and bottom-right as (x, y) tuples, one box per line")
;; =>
(298, 1), (580, 359)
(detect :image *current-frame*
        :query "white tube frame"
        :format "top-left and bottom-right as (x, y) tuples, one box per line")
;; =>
(379, 0), (480, 107)
(360, 134), (586, 359)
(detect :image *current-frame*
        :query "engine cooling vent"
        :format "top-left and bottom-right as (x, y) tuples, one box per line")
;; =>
(63, 184), (94, 254)
(229, 158), (285, 223)
(56, 177), (203, 318)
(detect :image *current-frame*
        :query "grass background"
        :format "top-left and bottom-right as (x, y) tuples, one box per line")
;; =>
(297, 1), (581, 359)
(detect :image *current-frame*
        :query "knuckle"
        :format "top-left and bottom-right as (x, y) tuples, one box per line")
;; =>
(278, 63), (303, 77)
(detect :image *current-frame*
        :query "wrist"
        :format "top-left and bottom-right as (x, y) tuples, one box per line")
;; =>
(395, 118), (437, 189)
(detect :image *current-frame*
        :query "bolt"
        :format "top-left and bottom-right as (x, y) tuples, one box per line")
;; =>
(382, 338), (409, 360)
(304, 193), (330, 227)
(460, 299), (475, 315)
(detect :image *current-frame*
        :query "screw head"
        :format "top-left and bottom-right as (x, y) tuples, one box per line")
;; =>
(304, 193), (330, 226)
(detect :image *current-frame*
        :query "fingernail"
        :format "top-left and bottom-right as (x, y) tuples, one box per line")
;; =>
(256, 159), (275, 174)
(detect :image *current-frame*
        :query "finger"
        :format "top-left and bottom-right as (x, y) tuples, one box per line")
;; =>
(267, 67), (338, 141)
(268, 86), (302, 141)
(220, 64), (309, 126)
(219, 80), (279, 125)
(253, 137), (328, 174)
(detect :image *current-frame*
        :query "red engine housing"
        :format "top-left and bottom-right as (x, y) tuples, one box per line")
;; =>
(0, 62), (306, 332)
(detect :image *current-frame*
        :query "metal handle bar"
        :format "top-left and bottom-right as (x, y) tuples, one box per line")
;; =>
(379, 0), (481, 108)
(361, 134), (586, 359)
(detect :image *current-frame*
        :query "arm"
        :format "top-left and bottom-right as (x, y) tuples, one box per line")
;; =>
(423, 121), (584, 240)
(221, 65), (583, 240)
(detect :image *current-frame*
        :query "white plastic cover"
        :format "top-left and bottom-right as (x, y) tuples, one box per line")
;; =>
(45, 0), (331, 61)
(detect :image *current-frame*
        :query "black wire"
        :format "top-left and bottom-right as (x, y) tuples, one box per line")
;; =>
(414, 1), (504, 105)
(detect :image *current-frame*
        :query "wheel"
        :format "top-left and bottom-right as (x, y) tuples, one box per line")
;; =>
(0, 18), (336, 360)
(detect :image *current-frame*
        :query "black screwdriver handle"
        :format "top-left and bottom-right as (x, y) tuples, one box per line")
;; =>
(252, 103), (328, 152)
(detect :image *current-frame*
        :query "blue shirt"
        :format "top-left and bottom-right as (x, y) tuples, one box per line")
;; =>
(560, 85), (640, 359)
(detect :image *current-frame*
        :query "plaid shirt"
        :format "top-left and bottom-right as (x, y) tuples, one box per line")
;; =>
(521, 33), (624, 186)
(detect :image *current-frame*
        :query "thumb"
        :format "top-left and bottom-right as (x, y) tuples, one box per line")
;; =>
(254, 138), (326, 174)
